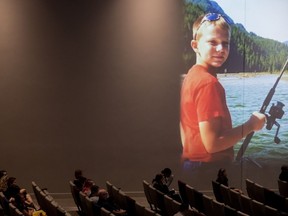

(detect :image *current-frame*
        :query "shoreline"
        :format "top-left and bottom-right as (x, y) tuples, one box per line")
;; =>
(218, 72), (288, 81)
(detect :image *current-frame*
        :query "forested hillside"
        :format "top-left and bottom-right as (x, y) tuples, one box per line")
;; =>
(183, 0), (288, 73)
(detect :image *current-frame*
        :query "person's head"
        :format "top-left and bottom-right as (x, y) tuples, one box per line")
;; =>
(191, 13), (231, 69)
(0, 170), (7, 179)
(161, 168), (172, 178)
(217, 168), (227, 178)
(74, 169), (83, 179)
(7, 177), (16, 187)
(281, 165), (288, 172)
(90, 185), (99, 195)
(20, 188), (28, 197)
(98, 189), (109, 200)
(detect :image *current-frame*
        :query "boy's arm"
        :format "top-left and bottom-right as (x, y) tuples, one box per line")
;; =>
(199, 112), (266, 153)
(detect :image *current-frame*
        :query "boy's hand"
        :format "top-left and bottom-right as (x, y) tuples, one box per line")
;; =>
(247, 111), (266, 132)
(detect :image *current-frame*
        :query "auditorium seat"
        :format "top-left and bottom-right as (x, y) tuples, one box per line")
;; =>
(163, 194), (181, 216)
(178, 180), (188, 205)
(202, 194), (214, 216)
(229, 188), (242, 211)
(143, 180), (155, 211)
(185, 185), (204, 213)
(212, 180), (223, 203)
(220, 184), (232, 207)
(69, 180), (81, 212)
(239, 194), (252, 216)
(278, 179), (288, 198)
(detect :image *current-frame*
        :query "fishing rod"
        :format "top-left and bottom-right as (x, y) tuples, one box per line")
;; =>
(235, 57), (288, 161)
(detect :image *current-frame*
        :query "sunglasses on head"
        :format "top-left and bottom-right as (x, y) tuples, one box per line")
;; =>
(193, 13), (226, 40)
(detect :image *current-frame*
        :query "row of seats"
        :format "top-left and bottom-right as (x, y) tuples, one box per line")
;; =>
(70, 180), (161, 216)
(31, 181), (71, 216)
(245, 179), (288, 213)
(143, 180), (207, 216)
(179, 180), (248, 216)
(212, 180), (282, 216)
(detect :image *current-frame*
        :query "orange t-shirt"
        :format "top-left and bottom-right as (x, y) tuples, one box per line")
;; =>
(180, 65), (233, 162)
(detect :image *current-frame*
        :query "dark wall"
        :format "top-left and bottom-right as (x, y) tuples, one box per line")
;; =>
(0, 0), (185, 192)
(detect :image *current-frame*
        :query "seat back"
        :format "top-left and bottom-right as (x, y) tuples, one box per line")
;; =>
(229, 188), (242, 211)
(143, 180), (154, 210)
(224, 205), (238, 216)
(69, 181), (81, 211)
(163, 194), (181, 216)
(212, 200), (225, 216)
(212, 180), (223, 203)
(239, 194), (252, 216)
(220, 184), (232, 206)
(264, 187), (286, 212)
(79, 191), (88, 216)
(202, 194), (214, 216)
(178, 180), (188, 205)
(252, 183), (265, 203)
(124, 195), (136, 216)
(251, 199), (265, 216)
(264, 205), (278, 216)
(134, 202), (145, 216)
(278, 179), (288, 197)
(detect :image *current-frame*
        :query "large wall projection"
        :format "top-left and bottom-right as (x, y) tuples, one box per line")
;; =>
(181, 0), (288, 190)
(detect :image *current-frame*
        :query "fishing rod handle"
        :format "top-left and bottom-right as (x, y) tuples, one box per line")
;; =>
(235, 131), (255, 161)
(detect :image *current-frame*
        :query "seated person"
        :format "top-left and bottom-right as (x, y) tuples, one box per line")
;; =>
(4, 177), (21, 200)
(82, 179), (95, 196)
(216, 168), (242, 193)
(161, 168), (174, 188)
(20, 189), (36, 209)
(73, 169), (87, 191)
(11, 188), (35, 216)
(89, 185), (100, 204)
(0, 170), (8, 192)
(97, 189), (127, 215)
(152, 174), (182, 203)
(216, 168), (228, 186)
(152, 174), (171, 194)
(279, 165), (288, 182)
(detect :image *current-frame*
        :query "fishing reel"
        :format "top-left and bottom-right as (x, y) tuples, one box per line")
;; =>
(265, 101), (285, 144)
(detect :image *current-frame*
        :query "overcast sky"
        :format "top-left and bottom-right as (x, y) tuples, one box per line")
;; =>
(213, 0), (288, 43)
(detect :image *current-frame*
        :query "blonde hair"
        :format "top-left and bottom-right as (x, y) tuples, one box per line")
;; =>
(192, 14), (230, 40)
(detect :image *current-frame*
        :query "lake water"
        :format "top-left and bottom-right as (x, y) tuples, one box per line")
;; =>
(219, 74), (288, 163)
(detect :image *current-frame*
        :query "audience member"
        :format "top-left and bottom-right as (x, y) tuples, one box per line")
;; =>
(89, 185), (100, 204)
(0, 170), (8, 192)
(216, 168), (228, 186)
(11, 191), (35, 216)
(73, 169), (87, 191)
(97, 189), (127, 215)
(152, 174), (182, 203)
(20, 189), (35, 209)
(161, 168), (174, 188)
(82, 179), (95, 196)
(279, 165), (288, 182)
(216, 168), (242, 194)
(4, 177), (21, 200)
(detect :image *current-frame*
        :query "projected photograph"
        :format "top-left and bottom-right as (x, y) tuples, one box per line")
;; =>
(180, 0), (288, 171)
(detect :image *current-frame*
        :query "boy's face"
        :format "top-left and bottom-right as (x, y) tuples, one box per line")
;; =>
(192, 24), (230, 69)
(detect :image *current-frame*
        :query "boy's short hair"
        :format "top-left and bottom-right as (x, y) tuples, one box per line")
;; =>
(193, 13), (231, 40)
